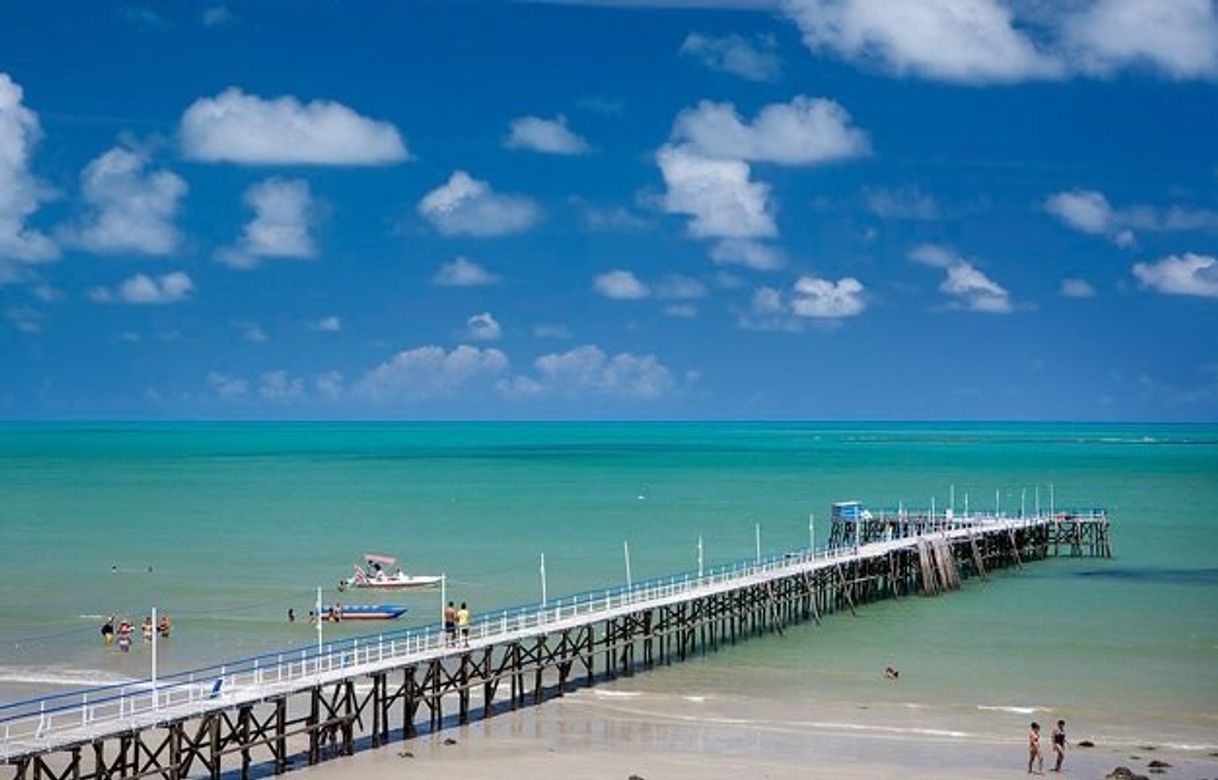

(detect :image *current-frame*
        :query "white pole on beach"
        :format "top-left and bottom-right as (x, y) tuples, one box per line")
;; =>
(315, 587), (323, 655)
(623, 540), (632, 588)
(755, 523), (761, 564)
(540, 553), (547, 607)
(697, 534), (704, 579)
(150, 606), (158, 710)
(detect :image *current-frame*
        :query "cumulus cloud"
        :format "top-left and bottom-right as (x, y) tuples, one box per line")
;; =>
(207, 372), (249, 399)
(670, 96), (870, 166)
(656, 145), (776, 239)
(781, 0), (1218, 83)
(433, 256), (500, 286)
(1132, 253), (1218, 298)
(709, 238), (787, 270)
(533, 324), (572, 339)
(89, 271), (195, 305)
(665, 303), (699, 318)
(504, 115), (590, 155)
(679, 32), (782, 81)
(61, 146), (186, 255)
(864, 185), (940, 220)
(910, 244), (1013, 313)
(311, 315), (342, 332)
(0, 73), (57, 264)
(238, 322), (269, 343)
(501, 345), (675, 400)
(179, 87), (408, 165)
(258, 370), (304, 401)
(465, 312), (503, 341)
(738, 274), (866, 330)
(655, 274), (708, 300)
(1045, 188), (1218, 247)
(217, 178), (315, 269)
(418, 171), (540, 237)
(353, 345), (509, 402)
(594, 269), (651, 299)
(1063, 0), (1218, 79)
(1059, 278), (1098, 298)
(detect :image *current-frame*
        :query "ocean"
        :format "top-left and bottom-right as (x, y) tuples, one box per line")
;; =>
(1, 422), (1216, 749)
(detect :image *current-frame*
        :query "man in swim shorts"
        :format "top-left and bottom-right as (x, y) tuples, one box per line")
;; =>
(444, 601), (457, 647)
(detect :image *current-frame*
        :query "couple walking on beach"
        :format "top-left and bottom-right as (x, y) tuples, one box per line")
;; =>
(1028, 720), (1068, 774)
(444, 601), (471, 648)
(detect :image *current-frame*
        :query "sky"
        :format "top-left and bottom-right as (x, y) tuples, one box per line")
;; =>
(1, 0), (1217, 421)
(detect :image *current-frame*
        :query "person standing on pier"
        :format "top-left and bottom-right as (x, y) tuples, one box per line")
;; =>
(457, 602), (470, 648)
(1051, 720), (1067, 772)
(1028, 722), (1044, 774)
(444, 601), (457, 647)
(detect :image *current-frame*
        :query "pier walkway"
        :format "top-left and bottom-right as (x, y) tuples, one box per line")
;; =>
(1, 507), (1110, 780)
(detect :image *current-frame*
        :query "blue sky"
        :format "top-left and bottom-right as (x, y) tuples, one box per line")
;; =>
(1, 0), (1217, 420)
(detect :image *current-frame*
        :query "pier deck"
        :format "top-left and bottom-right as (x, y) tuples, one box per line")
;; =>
(1, 508), (1110, 779)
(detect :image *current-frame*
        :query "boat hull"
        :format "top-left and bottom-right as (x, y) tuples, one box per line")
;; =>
(322, 605), (407, 621)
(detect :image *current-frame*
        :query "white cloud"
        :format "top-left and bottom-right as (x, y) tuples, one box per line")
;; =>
(207, 372), (249, 399)
(433, 256), (500, 286)
(670, 96), (870, 166)
(62, 146), (186, 255)
(179, 87), (408, 165)
(679, 32), (782, 81)
(533, 324), (572, 339)
(505, 115), (590, 155)
(738, 274), (866, 330)
(576, 203), (653, 231)
(418, 171), (540, 237)
(655, 274), (708, 300)
(594, 269), (651, 299)
(1132, 253), (1218, 298)
(665, 303), (699, 318)
(258, 370), (304, 401)
(89, 271), (195, 305)
(864, 185), (940, 220)
(353, 345), (509, 402)
(1059, 278), (1098, 298)
(782, 0), (1062, 84)
(1045, 188), (1218, 246)
(709, 238), (787, 270)
(656, 145), (776, 239)
(782, 0), (1218, 83)
(6, 306), (42, 334)
(217, 178), (315, 269)
(314, 371), (344, 401)
(312, 315), (342, 332)
(501, 345), (675, 400)
(0, 73), (57, 264)
(201, 5), (236, 26)
(910, 243), (1013, 313)
(465, 312), (503, 341)
(238, 322), (269, 343)
(1063, 0), (1218, 79)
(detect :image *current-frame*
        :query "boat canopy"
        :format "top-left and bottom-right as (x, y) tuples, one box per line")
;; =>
(363, 553), (397, 565)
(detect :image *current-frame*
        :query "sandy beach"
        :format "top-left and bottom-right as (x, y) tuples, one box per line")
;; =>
(295, 680), (1218, 780)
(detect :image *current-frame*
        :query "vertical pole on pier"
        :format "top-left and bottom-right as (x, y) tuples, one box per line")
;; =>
(151, 606), (158, 710)
(1021, 488), (1027, 518)
(931, 496), (936, 529)
(1035, 486), (1040, 516)
(440, 574), (447, 627)
(315, 587), (323, 656)
(950, 484), (956, 512)
(1050, 484), (1055, 517)
(755, 523), (761, 564)
(995, 489), (1001, 518)
(697, 534), (704, 578)
(808, 514), (815, 554)
(623, 541), (632, 588)
(540, 553), (548, 607)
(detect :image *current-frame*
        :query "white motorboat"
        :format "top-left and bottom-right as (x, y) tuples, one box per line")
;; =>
(337, 553), (442, 592)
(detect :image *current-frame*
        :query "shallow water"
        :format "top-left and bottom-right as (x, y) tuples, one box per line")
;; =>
(1, 422), (1215, 743)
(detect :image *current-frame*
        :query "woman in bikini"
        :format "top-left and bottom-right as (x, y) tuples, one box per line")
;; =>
(1051, 720), (1067, 772)
(1028, 722), (1044, 774)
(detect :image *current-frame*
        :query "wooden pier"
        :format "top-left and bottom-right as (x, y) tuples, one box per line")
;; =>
(1, 507), (1110, 780)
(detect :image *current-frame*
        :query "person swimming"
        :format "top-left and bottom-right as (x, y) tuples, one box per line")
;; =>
(158, 614), (171, 639)
(100, 615), (115, 645)
(117, 620), (132, 652)
(884, 666), (900, 680)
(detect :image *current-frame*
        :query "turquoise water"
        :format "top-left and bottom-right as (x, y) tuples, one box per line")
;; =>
(1, 422), (1216, 743)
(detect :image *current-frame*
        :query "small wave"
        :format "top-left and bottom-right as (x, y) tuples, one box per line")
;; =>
(0, 667), (137, 688)
(593, 690), (642, 698)
(683, 695), (708, 703)
(977, 705), (1048, 715)
(78, 614), (108, 620)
